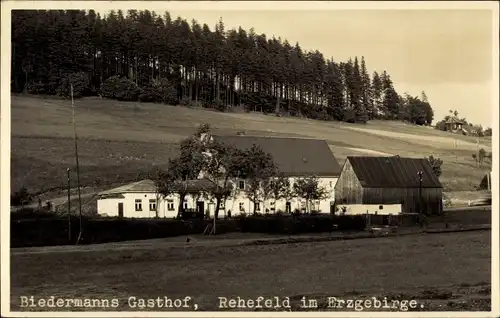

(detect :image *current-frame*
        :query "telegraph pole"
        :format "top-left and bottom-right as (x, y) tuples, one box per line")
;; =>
(454, 138), (458, 162)
(71, 84), (84, 244)
(476, 136), (480, 167)
(67, 168), (71, 241)
(417, 170), (423, 228)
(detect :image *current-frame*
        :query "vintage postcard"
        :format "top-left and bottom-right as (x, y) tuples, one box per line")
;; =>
(1, 1), (498, 317)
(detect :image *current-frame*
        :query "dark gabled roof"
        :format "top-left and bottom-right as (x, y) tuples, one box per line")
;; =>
(347, 156), (442, 188)
(211, 135), (341, 177)
(98, 180), (156, 195)
(445, 117), (464, 125)
(98, 179), (217, 196)
(169, 179), (218, 193)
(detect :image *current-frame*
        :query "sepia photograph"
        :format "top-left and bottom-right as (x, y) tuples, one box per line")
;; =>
(1, 0), (498, 316)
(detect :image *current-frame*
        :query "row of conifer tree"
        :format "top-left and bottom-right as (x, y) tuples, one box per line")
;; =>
(11, 9), (434, 124)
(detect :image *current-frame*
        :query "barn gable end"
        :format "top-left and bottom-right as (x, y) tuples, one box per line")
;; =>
(335, 156), (443, 215)
(334, 158), (363, 204)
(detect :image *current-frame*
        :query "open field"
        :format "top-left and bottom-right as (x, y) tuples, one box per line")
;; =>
(10, 230), (491, 311)
(11, 95), (491, 201)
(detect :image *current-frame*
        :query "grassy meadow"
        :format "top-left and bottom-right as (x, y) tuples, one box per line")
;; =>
(10, 230), (491, 311)
(11, 95), (492, 203)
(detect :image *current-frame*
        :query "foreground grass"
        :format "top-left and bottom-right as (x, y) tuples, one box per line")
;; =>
(11, 95), (491, 197)
(10, 230), (491, 311)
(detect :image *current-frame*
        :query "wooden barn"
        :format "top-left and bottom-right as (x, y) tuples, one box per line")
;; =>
(334, 156), (443, 215)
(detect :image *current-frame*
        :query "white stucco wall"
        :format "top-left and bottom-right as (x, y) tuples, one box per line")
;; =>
(97, 196), (125, 217)
(97, 176), (339, 218)
(222, 176), (338, 216)
(335, 204), (402, 215)
(97, 192), (213, 218)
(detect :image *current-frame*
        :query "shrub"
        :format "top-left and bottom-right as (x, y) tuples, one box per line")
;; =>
(179, 97), (191, 106)
(151, 78), (178, 104)
(138, 85), (156, 103)
(427, 155), (443, 178)
(434, 120), (446, 131)
(11, 214), (370, 247)
(215, 100), (227, 112)
(442, 194), (453, 208)
(343, 109), (356, 123)
(11, 186), (32, 206)
(101, 76), (141, 101)
(26, 81), (49, 95)
(57, 72), (90, 98)
(316, 109), (331, 121)
(11, 207), (56, 220)
(478, 148), (486, 163)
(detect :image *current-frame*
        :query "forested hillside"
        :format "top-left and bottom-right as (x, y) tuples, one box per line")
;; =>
(11, 10), (434, 124)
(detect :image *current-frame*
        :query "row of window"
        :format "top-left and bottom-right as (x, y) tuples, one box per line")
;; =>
(134, 199), (184, 212)
(134, 199), (224, 212)
(135, 199), (157, 212)
(238, 200), (320, 212)
(237, 180), (335, 190)
(134, 199), (322, 212)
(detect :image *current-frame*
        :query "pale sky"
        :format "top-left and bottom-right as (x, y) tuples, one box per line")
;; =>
(91, 4), (494, 127)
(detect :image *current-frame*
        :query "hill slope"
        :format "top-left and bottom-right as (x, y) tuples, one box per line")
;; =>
(11, 95), (492, 199)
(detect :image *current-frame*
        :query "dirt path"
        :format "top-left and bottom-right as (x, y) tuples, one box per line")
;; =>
(342, 126), (491, 151)
(344, 147), (392, 156)
(11, 192), (95, 213)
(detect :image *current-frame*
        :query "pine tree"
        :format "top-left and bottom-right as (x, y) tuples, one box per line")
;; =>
(371, 71), (383, 118)
(381, 71), (399, 119)
(10, 10), (435, 126)
(360, 56), (372, 120)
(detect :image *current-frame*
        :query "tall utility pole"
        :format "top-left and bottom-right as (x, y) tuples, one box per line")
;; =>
(417, 170), (423, 227)
(71, 84), (84, 244)
(454, 138), (458, 162)
(476, 136), (480, 167)
(67, 168), (71, 241)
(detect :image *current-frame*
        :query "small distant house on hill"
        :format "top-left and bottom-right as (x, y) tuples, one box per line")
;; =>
(334, 156), (443, 215)
(203, 133), (342, 215)
(444, 117), (464, 133)
(97, 179), (217, 218)
(443, 117), (481, 136)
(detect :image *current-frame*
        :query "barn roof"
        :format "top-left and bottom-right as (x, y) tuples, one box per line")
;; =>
(98, 179), (217, 196)
(211, 134), (342, 177)
(347, 156), (442, 188)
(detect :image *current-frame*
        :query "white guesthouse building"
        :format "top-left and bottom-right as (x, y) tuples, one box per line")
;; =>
(96, 134), (342, 218)
(97, 179), (218, 218)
